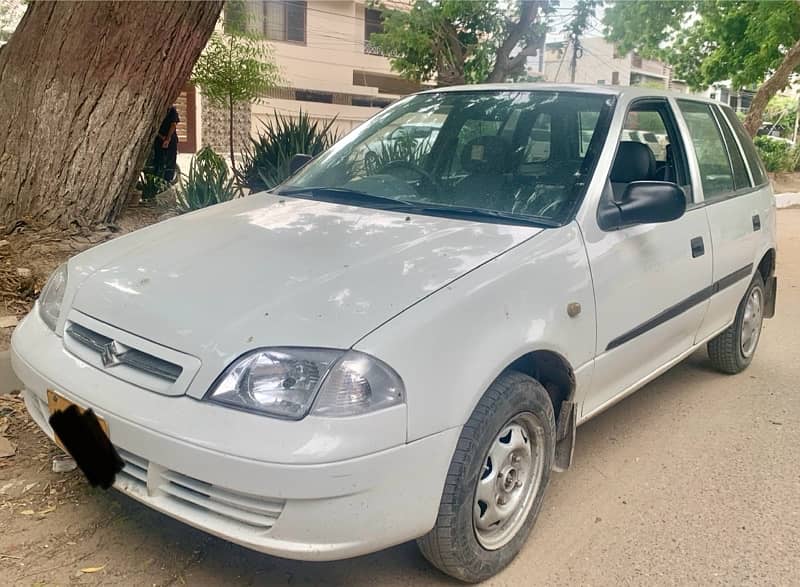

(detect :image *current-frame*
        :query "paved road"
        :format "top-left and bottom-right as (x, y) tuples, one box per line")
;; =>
(2, 210), (798, 585)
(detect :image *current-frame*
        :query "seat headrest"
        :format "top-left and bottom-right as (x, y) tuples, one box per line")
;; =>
(610, 141), (656, 183)
(461, 136), (510, 174)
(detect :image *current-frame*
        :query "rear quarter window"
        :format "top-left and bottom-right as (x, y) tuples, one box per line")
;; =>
(720, 106), (769, 187)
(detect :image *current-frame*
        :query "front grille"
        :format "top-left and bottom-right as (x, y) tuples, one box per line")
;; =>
(159, 470), (284, 529)
(66, 323), (182, 382)
(115, 448), (284, 531)
(61, 311), (200, 396)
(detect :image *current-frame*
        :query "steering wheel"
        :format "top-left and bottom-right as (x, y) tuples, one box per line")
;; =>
(379, 160), (441, 198)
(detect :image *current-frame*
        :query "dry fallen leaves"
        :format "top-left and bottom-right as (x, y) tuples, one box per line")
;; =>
(80, 565), (106, 573)
(0, 435), (16, 458)
(0, 315), (18, 329)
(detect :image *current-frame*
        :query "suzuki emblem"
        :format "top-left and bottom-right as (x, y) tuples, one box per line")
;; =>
(100, 341), (125, 368)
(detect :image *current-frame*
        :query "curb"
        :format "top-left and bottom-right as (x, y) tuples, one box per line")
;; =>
(0, 350), (22, 395)
(776, 192), (800, 209)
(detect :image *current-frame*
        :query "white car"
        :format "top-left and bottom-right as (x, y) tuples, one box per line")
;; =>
(11, 84), (777, 582)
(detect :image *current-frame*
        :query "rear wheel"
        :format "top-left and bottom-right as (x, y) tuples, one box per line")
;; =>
(708, 273), (765, 374)
(417, 371), (555, 583)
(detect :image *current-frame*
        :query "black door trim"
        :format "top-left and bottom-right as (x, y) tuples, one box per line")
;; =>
(605, 263), (753, 351)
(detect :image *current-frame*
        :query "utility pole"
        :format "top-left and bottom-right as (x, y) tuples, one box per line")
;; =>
(569, 34), (580, 83)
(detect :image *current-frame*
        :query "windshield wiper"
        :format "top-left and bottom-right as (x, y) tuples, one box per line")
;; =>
(276, 186), (413, 210)
(402, 203), (562, 228)
(276, 187), (559, 228)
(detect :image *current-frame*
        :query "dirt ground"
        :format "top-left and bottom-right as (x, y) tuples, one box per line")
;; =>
(770, 171), (800, 194)
(1, 210), (799, 585)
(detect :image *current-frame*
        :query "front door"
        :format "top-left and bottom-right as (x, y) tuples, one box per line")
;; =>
(581, 98), (713, 418)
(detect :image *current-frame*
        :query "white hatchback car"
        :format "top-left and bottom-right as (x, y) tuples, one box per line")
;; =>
(12, 85), (777, 582)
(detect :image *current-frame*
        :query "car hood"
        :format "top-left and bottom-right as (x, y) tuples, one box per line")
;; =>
(69, 193), (539, 378)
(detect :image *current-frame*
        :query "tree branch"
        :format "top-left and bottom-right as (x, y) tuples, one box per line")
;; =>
(743, 36), (800, 136)
(487, 0), (546, 83)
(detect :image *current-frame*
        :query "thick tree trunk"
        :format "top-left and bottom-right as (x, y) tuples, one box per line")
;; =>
(0, 1), (223, 229)
(743, 37), (800, 137)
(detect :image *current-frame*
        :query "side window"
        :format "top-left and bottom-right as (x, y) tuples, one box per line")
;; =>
(611, 101), (688, 191)
(579, 111), (599, 156)
(451, 120), (503, 173)
(677, 100), (735, 199)
(523, 113), (551, 163)
(720, 106), (769, 186)
(712, 106), (751, 191)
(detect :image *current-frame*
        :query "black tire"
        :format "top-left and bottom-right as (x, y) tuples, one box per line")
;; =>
(708, 272), (765, 374)
(417, 371), (555, 583)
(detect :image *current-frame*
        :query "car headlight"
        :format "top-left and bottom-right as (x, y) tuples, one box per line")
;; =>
(38, 263), (68, 331)
(205, 348), (405, 419)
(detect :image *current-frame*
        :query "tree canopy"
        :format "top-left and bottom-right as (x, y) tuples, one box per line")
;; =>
(604, 0), (800, 135)
(370, 0), (552, 86)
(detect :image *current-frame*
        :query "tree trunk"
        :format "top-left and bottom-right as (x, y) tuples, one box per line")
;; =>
(743, 37), (800, 137)
(0, 0), (223, 229)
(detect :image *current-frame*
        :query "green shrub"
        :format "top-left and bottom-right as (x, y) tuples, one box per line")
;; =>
(754, 135), (798, 172)
(238, 110), (338, 192)
(136, 171), (168, 201)
(177, 147), (238, 212)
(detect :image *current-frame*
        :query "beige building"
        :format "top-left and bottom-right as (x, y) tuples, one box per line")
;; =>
(543, 37), (688, 93)
(176, 0), (418, 155)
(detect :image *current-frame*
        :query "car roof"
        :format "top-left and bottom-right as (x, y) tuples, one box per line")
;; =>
(418, 82), (722, 107)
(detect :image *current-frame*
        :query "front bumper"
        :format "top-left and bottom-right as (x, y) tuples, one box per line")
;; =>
(10, 311), (460, 560)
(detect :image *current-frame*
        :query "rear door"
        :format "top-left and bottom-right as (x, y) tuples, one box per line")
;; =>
(676, 101), (773, 341)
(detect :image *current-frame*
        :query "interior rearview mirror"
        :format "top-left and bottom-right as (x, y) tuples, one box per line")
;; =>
(289, 153), (313, 175)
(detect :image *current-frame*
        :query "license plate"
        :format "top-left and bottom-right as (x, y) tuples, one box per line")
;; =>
(46, 390), (123, 489)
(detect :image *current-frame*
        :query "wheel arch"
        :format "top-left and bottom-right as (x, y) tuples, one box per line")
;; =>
(504, 349), (577, 472)
(757, 248), (775, 282)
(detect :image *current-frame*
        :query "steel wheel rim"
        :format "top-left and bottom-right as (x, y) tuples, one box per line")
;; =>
(741, 286), (764, 358)
(473, 412), (545, 551)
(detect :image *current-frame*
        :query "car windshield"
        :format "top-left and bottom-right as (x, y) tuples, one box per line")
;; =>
(279, 90), (616, 226)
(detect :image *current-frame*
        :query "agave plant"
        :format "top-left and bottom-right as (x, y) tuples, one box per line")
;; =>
(361, 134), (434, 176)
(177, 147), (238, 212)
(238, 110), (338, 192)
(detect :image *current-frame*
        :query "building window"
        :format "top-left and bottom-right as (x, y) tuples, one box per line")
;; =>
(264, 0), (306, 43)
(611, 71), (619, 85)
(364, 7), (384, 54)
(295, 90), (333, 104)
(597, 79), (606, 85)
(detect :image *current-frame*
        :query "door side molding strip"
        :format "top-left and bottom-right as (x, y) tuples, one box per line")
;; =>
(605, 263), (753, 351)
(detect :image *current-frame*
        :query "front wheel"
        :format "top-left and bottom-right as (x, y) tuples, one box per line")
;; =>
(417, 371), (555, 583)
(708, 272), (765, 374)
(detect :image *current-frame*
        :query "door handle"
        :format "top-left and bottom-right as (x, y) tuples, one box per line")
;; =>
(690, 236), (705, 258)
(752, 214), (761, 231)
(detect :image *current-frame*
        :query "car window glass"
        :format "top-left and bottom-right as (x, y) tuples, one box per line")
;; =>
(622, 110), (669, 162)
(522, 113), (551, 163)
(284, 91), (616, 225)
(579, 111), (599, 156)
(720, 106), (769, 186)
(677, 100), (735, 199)
(713, 106), (751, 191)
(451, 119), (503, 174)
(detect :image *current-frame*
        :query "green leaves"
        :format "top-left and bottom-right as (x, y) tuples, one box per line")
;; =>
(191, 32), (280, 108)
(603, 0), (800, 91)
(177, 147), (238, 212)
(369, 0), (545, 85)
(237, 110), (338, 192)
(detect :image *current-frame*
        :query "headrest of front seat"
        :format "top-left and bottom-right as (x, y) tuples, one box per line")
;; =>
(610, 141), (656, 183)
(461, 135), (510, 174)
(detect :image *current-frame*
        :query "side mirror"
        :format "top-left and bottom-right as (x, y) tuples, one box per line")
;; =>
(289, 153), (313, 175)
(616, 181), (686, 226)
